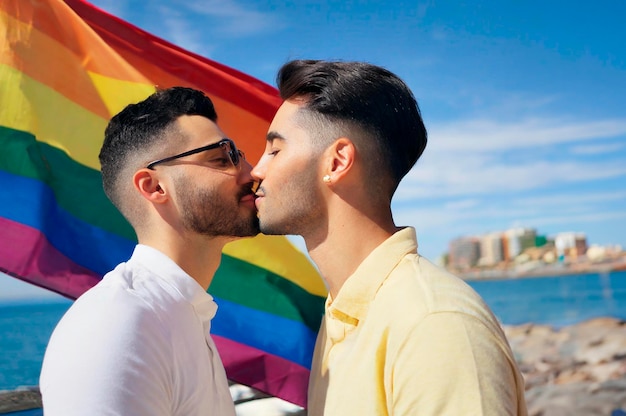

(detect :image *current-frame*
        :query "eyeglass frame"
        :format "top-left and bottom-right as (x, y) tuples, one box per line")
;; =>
(146, 138), (245, 170)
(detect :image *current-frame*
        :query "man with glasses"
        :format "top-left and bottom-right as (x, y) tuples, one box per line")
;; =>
(252, 60), (527, 415)
(40, 87), (257, 415)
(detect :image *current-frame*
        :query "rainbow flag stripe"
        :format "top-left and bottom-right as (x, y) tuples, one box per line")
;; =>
(0, 0), (326, 407)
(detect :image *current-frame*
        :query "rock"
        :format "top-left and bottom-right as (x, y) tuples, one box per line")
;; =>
(504, 317), (626, 415)
(0, 387), (42, 413)
(526, 380), (626, 416)
(2, 317), (625, 416)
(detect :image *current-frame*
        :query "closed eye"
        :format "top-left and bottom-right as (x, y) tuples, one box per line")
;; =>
(207, 157), (231, 168)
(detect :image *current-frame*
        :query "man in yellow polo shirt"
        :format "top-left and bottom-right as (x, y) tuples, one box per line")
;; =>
(252, 59), (527, 415)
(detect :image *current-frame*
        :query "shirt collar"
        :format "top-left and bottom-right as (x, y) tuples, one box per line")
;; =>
(130, 244), (218, 322)
(328, 227), (418, 324)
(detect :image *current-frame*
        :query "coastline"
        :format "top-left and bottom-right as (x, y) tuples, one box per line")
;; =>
(1, 271), (625, 415)
(1, 316), (625, 415)
(505, 316), (626, 415)
(457, 256), (626, 281)
(2, 316), (625, 415)
(0, 387), (41, 414)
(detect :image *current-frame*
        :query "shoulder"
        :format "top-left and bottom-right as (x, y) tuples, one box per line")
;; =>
(50, 263), (198, 350)
(376, 254), (481, 310)
(373, 254), (503, 333)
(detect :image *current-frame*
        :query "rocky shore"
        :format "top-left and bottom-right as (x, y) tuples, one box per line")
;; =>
(234, 317), (626, 415)
(0, 387), (41, 414)
(2, 317), (625, 415)
(505, 317), (626, 415)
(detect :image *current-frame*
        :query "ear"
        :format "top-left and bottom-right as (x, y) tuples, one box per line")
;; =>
(133, 169), (168, 204)
(325, 137), (355, 183)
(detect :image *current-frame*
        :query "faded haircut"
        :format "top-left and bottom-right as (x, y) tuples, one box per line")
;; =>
(276, 59), (427, 196)
(99, 86), (217, 221)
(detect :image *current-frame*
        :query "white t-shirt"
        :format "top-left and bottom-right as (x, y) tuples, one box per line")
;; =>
(40, 244), (235, 416)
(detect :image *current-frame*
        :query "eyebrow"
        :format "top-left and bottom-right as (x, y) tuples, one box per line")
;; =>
(266, 131), (286, 143)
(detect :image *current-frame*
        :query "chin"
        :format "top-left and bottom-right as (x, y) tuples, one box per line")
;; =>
(259, 221), (286, 236)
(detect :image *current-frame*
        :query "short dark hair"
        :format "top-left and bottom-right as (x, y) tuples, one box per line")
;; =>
(99, 87), (217, 210)
(276, 60), (427, 193)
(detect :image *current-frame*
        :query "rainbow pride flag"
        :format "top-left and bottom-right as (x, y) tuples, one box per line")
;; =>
(0, 0), (326, 407)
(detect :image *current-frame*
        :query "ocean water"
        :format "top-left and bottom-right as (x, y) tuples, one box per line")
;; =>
(0, 299), (72, 391)
(468, 270), (626, 327)
(1, 271), (625, 391)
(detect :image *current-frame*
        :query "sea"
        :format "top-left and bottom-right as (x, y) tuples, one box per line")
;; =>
(1, 270), (625, 392)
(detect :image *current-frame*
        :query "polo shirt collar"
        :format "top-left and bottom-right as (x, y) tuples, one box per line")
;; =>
(328, 227), (418, 325)
(131, 244), (218, 322)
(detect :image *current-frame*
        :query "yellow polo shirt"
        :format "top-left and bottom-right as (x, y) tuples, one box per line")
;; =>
(307, 227), (527, 415)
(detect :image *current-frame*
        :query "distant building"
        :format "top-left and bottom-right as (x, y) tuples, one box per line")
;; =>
(535, 235), (548, 247)
(504, 228), (537, 259)
(586, 245), (607, 261)
(554, 232), (588, 259)
(443, 226), (613, 273)
(478, 232), (504, 266)
(523, 242), (556, 262)
(449, 236), (480, 270)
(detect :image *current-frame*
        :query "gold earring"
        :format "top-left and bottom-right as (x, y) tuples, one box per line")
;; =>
(323, 174), (331, 183)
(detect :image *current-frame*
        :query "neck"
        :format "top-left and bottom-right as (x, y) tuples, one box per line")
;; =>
(139, 231), (230, 291)
(306, 206), (397, 299)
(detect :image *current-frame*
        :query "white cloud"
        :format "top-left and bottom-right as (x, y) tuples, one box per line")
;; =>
(157, 6), (214, 57)
(101, 0), (284, 57)
(570, 142), (625, 155)
(486, 93), (561, 114)
(519, 210), (626, 228)
(184, 0), (285, 37)
(393, 188), (626, 234)
(398, 158), (626, 200)
(393, 115), (626, 201)
(514, 190), (626, 208)
(442, 198), (481, 210)
(392, 188), (626, 258)
(428, 117), (626, 152)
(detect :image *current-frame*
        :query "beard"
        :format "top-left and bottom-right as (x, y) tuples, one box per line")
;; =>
(257, 165), (325, 237)
(175, 178), (259, 237)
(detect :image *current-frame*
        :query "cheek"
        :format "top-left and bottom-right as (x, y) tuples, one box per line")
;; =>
(282, 160), (319, 192)
(263, 149), (321, 190)
(273, 159), (304, 183)
(264, 157), (288, 181)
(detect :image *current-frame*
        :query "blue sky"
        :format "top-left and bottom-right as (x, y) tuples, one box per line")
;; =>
(2, 0), (625, 299)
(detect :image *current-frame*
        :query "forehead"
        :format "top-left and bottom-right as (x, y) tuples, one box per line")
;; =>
(268, 100), (314, 143)
(175, 115), (225, 146)
(270, 100), (308, 131)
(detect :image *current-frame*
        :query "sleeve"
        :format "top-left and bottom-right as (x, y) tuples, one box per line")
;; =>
(390, 312), (523, 415)
(40, 290), (173, 416)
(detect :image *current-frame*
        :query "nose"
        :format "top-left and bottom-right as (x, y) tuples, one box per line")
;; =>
(237, 158), (255, 184)
(251, 156), (266, 183)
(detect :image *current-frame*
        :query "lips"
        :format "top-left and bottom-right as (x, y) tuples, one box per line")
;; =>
(254, 196), (263, 210)
(239, 192), (257, 210)
(253, 184), (265, 209)
(240, 193), (256, 202)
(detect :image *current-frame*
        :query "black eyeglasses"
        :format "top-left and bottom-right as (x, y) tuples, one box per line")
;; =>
(146, 138), (245, 171)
